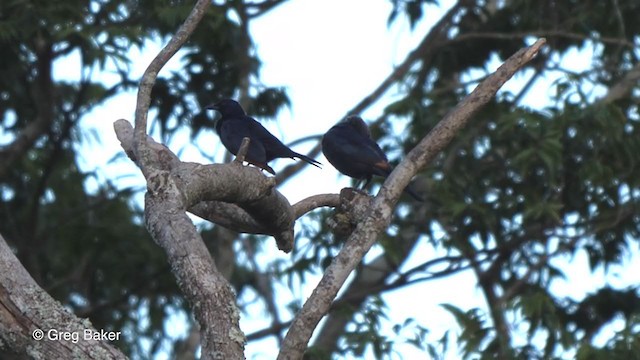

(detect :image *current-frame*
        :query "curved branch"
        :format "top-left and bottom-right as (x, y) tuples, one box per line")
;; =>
(189, 201), (270, 234)
(115, 114), (284, 358)
(189, 193), (340, 252)
(292, 194), (340, 219)
(132, 0), (211, 175)
(114, 119), (301, 252)
(277, 38), (547, 359)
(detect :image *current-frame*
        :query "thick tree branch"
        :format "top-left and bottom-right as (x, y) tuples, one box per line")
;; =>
(114, 113), (340, 357)
(310, 202), (429, 353)
(115, 116), (262, 358)
(119, 106), (282, 358)
(0, 233), (126, 359)
(117, 119), (338, 249)
(143, 182), (245, 359)
(118, 119), (300, 246)
(111, 0), (294, 347)
(188, 194), (339, 250)
(114, 119), (298, 251)
(277, 38), (547, 359)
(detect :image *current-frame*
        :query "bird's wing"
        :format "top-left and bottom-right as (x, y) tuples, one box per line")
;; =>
(344, 131), (389, 167)
(323, 126), (391, 175)
(241, 116), (298, 161)
(219, 119), (267, 162)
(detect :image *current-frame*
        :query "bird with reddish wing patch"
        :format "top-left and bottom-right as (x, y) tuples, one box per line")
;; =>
(322, 115), (423, 201)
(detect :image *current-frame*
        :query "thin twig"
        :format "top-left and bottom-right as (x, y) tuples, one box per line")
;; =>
(235, 137), (251, 164)
(292, 194), (341, 219)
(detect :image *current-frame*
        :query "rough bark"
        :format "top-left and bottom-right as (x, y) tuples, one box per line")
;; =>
(311, 202), (429, 354)
(109, 0), (349, 356)
(119, 1), (247, 358)
(115, 118), (293, 358)
(115, 119), (307, 251)
(113, 119), (345, 359)
(0, 234), (126, 359)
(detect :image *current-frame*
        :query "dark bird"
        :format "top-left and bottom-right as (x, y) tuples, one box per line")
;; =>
(322, 115), (423, 201)
(206, 99), (322, 175)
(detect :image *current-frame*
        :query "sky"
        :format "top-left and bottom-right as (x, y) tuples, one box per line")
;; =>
(45, 0), (640, 359)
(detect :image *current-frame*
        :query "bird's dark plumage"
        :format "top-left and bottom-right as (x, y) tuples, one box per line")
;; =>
(206, 99), (322, 175)
(322, 115), (423, 201)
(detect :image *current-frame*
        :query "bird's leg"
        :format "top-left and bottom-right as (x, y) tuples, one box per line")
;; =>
(361, 176), (373, 191)
(350, 178), (371, 197)
(234, 137), (252, 164)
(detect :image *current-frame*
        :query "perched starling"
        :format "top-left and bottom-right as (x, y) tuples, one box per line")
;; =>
(322, 115), (423, 201)
(206, 99), (321, 174)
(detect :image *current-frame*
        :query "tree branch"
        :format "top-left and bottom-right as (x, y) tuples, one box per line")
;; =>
(132, 0), (211, 177)
(0, 233), (126, 359)
(114, 119), (298, 251)
(113, 112), (341, 357)
(277, 38), (547, 359)
(114, 113), (271, 358)
(292, 194), (340, 219)
(310, 201), (429, 353)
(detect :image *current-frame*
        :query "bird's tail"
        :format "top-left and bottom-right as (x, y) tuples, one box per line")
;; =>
(404, 182), (424, 202)
(295, 153), (322, 169)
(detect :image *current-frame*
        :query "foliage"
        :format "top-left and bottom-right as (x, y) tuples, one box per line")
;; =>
(375, 0), (640, 358)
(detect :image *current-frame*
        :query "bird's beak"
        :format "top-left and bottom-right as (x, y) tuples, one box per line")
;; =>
(204, 104), (222, 122)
